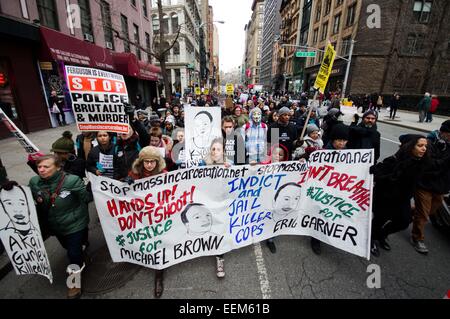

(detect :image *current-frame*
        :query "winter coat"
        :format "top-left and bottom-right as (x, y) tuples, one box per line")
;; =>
(267, 121), (299, 159)
(347, 123), (381, 162)
(261, 143), (289, 164)
(417, 130), (450, 194)
(28, 154), (86, 179)
(86, 143), (127, 180)
(115, 133), (143, 173)
(243, 109), (268, 163)
(29, 171), (89, 236)
(75, 133), (97, 161)
(418, 96), (431, 112)
(293, 136), (324, 160)
(233, 114), (249, 128)
(430, 98), (439, 113)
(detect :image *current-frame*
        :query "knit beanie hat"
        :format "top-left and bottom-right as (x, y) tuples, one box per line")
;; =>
(363, 110), (377, 119)
(330, 124), (350, 141)
(51, 131), (74, 153)
(165, 115), (176, 126)
(440, 120), (450, 133)
(278, 107), (291, 117)
(306, 124), (320, 135)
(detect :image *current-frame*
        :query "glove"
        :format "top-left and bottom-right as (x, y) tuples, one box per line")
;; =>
(1, 180), (19, 191)
(123, 176), (135, 185)
(124, 103), (136, 117)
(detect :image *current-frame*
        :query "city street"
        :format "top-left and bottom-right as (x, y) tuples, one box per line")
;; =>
(0, 119), (449, 299)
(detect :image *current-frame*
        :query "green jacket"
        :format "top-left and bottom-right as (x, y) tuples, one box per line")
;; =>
(418, 96), (431, 111)
(29, 171), (89, 236)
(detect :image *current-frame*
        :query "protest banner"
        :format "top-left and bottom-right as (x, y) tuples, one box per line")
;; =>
(88, 149), (374, 270)
(184, 107), (222, 167)
(226, 83), (234, 96)
(0, 185), (53, 283)
(65, 66), (130, 134)
(314, 43), (336, 94)
(0, 108), (40, 154)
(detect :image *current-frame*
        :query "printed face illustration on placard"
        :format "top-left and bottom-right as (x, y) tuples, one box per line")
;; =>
(0, 186), (31, 233)
(272, 183), (302, 221)
(181, 204), (213, 236)
(194, 112), (212, 138)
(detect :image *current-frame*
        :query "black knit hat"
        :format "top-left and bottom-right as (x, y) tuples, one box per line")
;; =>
(51, 131), (74, 153)
(399, 134), (425, 145)
(440, 120), (450, 133)
(330, 124), (350, 141)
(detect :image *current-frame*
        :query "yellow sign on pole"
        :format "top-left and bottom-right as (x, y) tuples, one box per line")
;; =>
(195, 87), (201, 95)
(204, 88), (209, 95)
(313, 43), (336, 94)
(226, 83), (234, 95)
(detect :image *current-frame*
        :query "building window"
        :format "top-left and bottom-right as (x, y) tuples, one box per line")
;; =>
(321, 22), (328, 40)
(405, 33), (425, 55)
(315, 1), (322, 22)
(300, 30), (308, 46)
(171, 13), (179, 32)
(152, 14), (160, 35)
(336, 0), (343, 7)
(79, 0), (94, 41)
(36, 0), (59, 30)
(131, 0), (136, 7)
(324, 0), (331, 16)
(121, 15), (130, 52)
(316, 47), (324, 64)
(333, 14), (341, 34)
(133, 24), (141, 60)
(20, 0), (29, 19)
(341, 37), (351, 56)
(346, 3), (357, 27)
(145, 32), (151, 62)
(142, 0), (148, 18)
(413, 1), (432, 23)
(101, 1), (114, 50)
(313, 28), (319, 44)
(162, 15), (169, 34)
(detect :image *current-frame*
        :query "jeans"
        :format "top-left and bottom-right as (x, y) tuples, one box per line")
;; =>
(418, 110), (426, 122)
(56, 228), (89, 267)
(412, 189), (443, 241)
(425, 112), (433, 122)
(53, 111), (66, 125)
(390, 107), (398, 119)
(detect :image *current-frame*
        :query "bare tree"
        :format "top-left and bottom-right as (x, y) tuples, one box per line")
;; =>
(95, 0), (182, 103)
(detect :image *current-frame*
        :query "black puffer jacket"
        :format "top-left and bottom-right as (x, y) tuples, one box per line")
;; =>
(417, 131), (450, 194)
(348, 123), (381, 162)
(86, 143), (127, 180)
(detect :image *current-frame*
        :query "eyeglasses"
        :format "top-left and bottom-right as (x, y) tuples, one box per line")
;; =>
(143, 159), (157, 165)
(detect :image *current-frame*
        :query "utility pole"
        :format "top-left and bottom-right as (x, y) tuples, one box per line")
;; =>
(341, 39), (355, 98)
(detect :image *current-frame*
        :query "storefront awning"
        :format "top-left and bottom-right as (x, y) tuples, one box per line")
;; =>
(39, 27), (115, 71)
(112, 52), (160, 81)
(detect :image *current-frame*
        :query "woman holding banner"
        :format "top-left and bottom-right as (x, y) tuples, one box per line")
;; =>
(28, 154), (90, 299)
(86, 131), (127, 181)
(128, 146), (168, 298)
(370, 135), (429, 257)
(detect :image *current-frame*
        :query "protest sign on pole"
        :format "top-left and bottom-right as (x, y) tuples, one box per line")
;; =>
(313, 43), (336, 94)
(0, 108), (40, 154)
(0, 185), (53, 283)
(195, 87), (201, 95)
(88, 149), (374, 270)
(65, 66), (130, 134)
(226, 83), (234, 96)
(184, 107), (222, 167)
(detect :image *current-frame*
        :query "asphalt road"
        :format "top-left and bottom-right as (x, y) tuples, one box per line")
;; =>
(0, 122), (449, 300)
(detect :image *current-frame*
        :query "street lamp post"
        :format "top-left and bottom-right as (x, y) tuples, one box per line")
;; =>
(281, 41), (355, 98)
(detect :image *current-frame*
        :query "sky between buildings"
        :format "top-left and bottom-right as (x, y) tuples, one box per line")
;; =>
(209, 0), (254, 73)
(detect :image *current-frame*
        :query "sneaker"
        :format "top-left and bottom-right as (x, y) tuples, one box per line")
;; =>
(310, 238), (321, 255)
(216, 257), (225, 278)
(266, 240), (276, 254)
(411, 238), (428, 254)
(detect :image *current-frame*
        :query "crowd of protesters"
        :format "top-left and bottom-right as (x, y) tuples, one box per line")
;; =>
(1, 89), (449, 300)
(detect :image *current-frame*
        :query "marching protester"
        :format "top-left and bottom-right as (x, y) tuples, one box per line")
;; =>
(389, 93), (401, 120)
(370, 135), (429, 257)
(48, 90), (66, 127)
(426, 95), (439, 123)
(115, 127), (144, 173)
(321, 108), (343, 146)
(411, 120), (450, 254)
(267, 107), (299, 159)
(417, 93), (431, 123)
(75, 132), (97, 161)
(222, 116), (246, 165)
(28, 154), (90, 299)
(232, 105), (249, 128)
(86, 131), (127, 181)
(127, 146), (168, 298)
(293, 124), (324, 161)
(243, 108), (267, 164)
(348, 110), (381, 163)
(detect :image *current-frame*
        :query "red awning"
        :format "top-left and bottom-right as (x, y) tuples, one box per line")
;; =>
(137, 61), (161, 81)
(112, 52), (160, 81)
(39, 27), (115, 71)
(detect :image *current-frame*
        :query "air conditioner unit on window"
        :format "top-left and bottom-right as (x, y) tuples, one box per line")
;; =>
(106, 41), (113, 49)
(84, 33), (94, 42)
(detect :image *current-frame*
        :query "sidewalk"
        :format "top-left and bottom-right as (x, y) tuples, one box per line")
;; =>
(377, 108), (448, 133)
